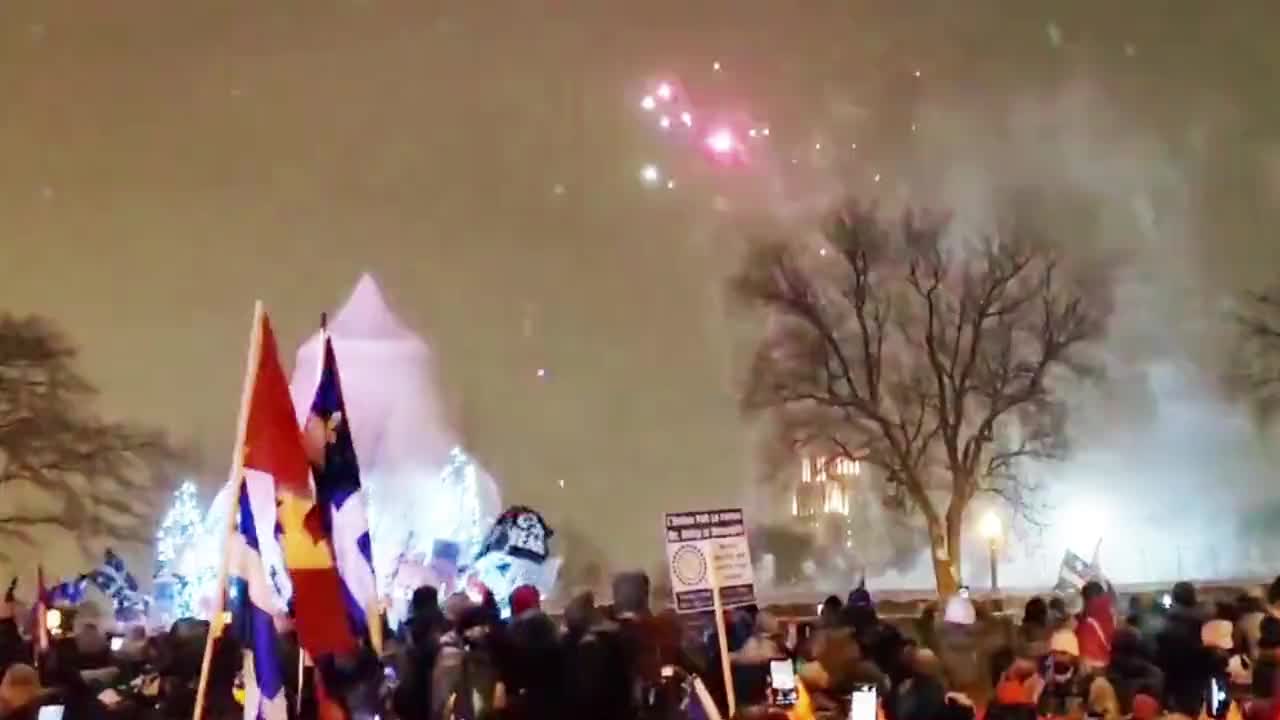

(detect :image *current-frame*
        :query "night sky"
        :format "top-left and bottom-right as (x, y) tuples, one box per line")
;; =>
(3, 1), (1280, 577)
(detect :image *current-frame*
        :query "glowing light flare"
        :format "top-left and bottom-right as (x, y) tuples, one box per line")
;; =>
(658, 115), (671, 129)
(712, 60), (722, 71)
(639, 164), (662, 185)
(656, 82), (673, 101)
(979, 511), (1004, 543)
(1054, 498), (1108, 554)
(640, 95), (657, 111)
(704, 127), (741, 161)
(680, 111), (693, 127)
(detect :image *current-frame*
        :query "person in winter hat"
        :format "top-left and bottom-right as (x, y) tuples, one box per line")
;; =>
(843, 580), (909, 686)
(1077, 581), (1116, 669)
(508, 585), (540, 619)
(1017, 597), (1052, 662)
(1038, 628), (1119, 719)
(1106, 627), (1164, 715)
(934, 594), (984, 697)
(892, 647), (948, 720)
(1158, 581), (1208, 715)
(611, 571), (650, 618)
(504, 587), (567, 720)
(1253, 616), (1280, 700)
(1202, 619), (1254, 705)
(986, 658), (1040, 720)
(818, 595), (843, 629)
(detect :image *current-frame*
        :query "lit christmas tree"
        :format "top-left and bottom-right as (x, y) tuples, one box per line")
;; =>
(154, 481), (203, 620)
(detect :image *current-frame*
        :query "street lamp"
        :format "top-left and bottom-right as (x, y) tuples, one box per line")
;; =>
(979, 511), (1003, 593)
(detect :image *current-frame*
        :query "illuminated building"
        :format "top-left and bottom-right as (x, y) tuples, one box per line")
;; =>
(793, 455), (861, 548)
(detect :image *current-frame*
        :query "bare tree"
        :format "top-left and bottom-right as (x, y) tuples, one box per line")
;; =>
(733, 204), (1104, 593)
(0, 314), (177, 565)
(1233, 289), (1280, 417)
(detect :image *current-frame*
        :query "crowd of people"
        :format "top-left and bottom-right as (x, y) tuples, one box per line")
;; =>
(2, 571), (1280, 719)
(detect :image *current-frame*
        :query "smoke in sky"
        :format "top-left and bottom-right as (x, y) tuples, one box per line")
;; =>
(738, 51), (1280, 589)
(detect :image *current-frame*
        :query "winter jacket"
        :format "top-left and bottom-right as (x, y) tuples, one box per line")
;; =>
(1157, 604), (1208, 715)
(1254, 650), (1280, 698)
(564, 618), (632, 720)
(393, 622), (440, 719)
(891, 654), (947, 720)
(431, 626), (502, 720)
(501, 611), (567, 720)
(1077, 595), (1116, 668)
(1107, 650), (1164, 714)
(1037, 666), (1116, 719)
(1015, 621), (1051, 663)
(857, 618), (910, 685)
(933, 622), (985, 698)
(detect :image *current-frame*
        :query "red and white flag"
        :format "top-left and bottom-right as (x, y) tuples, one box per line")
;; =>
(243, 312), (355, 658)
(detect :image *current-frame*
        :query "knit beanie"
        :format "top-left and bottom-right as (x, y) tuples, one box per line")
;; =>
(943, 594), (976, 626)
(612, 571), (651, 616)
(509, 585), (540, 617)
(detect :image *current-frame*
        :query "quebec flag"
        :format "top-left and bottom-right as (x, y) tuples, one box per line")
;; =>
(306, 336), (377, 648)
(229, 480), (288, 720)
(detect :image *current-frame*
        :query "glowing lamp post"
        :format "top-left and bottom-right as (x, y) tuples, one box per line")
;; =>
(979, 511), (1003, 593)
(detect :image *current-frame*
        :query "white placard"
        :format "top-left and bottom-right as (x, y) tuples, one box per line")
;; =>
(664, 508), (755, 613)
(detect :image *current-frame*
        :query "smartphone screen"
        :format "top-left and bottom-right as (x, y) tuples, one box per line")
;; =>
(850, 684), (877, 720)
(1207, 676), (1229, 719)
(110, 636), (124, 652)
(37, 706), (66, 720)
(769, 659), (798, 708)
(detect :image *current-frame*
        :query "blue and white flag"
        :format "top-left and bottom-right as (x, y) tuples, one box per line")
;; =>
(229, 480), (287, 720)
(87, 549), (150, 621)
(306, 336), (378, 649)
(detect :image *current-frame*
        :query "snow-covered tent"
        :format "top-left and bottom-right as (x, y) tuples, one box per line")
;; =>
(288, 274), (502, 594)
(181, 275), (504, 620)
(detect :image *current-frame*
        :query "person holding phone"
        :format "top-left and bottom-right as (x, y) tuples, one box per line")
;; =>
(1036, 630), (1120, 719)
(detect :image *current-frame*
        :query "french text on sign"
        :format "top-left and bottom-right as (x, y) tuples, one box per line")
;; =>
(663, 507), (756, 614)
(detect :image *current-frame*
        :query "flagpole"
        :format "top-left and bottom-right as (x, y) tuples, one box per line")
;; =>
(192, 301), (265, 720)
(295, 650), (307, 717)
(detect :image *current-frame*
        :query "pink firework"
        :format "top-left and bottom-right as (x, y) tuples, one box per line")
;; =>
(704, 127), (741, 162)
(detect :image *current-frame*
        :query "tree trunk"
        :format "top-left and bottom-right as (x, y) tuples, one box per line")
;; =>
(946, 502), (965, 589)
(927, 519), (960, 595)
